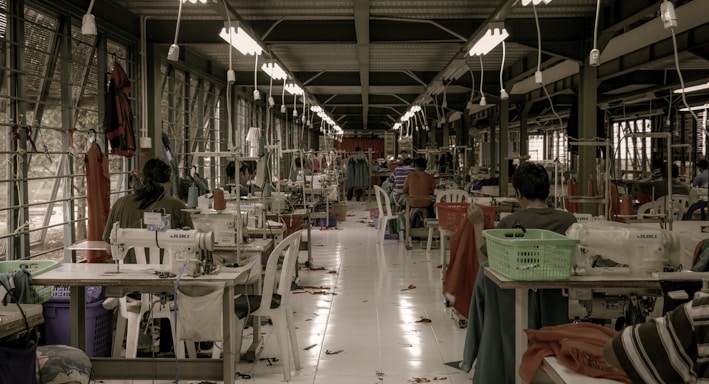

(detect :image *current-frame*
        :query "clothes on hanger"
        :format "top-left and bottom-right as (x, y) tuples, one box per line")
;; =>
(85, 142), (111, 263)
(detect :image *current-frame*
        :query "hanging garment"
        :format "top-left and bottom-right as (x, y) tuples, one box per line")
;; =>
(85, 143), (111, 263)
(345, 153), (370, 189)
(103, 61), (135, 157)
(445, 206), (485, 319)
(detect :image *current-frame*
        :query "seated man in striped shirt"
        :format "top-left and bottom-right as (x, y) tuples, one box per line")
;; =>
(604, 294), (709, 383)
(387, 157), (415, 206)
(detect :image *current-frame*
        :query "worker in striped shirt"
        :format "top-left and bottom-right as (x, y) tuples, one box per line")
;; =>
(387, 157), (415, 207)
(604, 295), (709, 383)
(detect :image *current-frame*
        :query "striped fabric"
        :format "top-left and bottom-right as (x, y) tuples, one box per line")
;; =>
(612, 295), (709, 383)
(388, 165), (415, 200)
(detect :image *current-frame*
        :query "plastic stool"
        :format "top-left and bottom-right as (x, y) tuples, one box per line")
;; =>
(36, 344), (92, 383)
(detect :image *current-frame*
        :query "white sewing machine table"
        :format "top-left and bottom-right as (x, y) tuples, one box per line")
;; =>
(32, 263), (250, 383)
(483, 267), (660, 384)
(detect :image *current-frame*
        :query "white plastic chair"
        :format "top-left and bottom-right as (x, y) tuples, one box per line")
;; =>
(112, 247), (194, 359)
(637, 196), (685, 221)
(233, 230), (303, 381)
(373, 185), (398, 244)
(426, 189), (470, 252)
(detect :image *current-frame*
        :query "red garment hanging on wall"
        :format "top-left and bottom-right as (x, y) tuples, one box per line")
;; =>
(85, 143), (111, 263)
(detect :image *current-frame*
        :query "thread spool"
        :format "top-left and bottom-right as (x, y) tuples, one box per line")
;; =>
(213, 189), (226, 211)
(620, 194), (633, 215)
(187, 185), (199, 208)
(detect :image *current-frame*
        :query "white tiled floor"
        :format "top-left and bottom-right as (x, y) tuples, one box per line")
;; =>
(99, 201), (472, 383)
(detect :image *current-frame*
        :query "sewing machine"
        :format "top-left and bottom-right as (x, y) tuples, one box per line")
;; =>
(565, 221), (680, 326)
(108, 223), (215, 275)
(190, 211), (249, 247)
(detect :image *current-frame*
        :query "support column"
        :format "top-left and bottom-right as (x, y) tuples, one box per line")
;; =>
(499, 99), (510, 197)
(519, 103), (531, 163)
(488, 111), (498, 180)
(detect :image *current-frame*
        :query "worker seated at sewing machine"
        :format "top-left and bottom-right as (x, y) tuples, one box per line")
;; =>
(225, 160), (261, 197)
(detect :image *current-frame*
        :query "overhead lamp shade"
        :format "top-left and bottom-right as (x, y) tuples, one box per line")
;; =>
(81, 13), (97, 35)
(262, 62), (288, 81)
(219, 26), (263, 56)
(468, 24), (509, 56)
(521, 0), (552, 5)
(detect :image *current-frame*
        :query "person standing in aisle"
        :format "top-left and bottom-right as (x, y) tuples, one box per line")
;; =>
(457, 161), (576, 384)
(102, 158), (193, 263)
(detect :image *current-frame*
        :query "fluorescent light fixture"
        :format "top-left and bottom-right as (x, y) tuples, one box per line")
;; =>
(182, 0), (209, 3)
(521, 0), (552, 5)
(393, 123), (402, 130)
(310, 106), (323, 113)
(219, 25), (263, 56)
(679, 103), (708, 112)
(468, 23), (509, 56)
(441, 59), (469, 81)
(284, 83), (303, 95)
(674, 81), (709, 94)
(262, 62), (288, 80)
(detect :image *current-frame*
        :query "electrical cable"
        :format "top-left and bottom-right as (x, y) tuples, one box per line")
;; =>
(499, 41), (508, 99)
(669, 27), (704, 134)
(478, 56), (486, 105)
(223, 0), (234, 151)
(588, 0), (602, 66)
(172, 258), (191, 382)
(467, 68), (476, 109)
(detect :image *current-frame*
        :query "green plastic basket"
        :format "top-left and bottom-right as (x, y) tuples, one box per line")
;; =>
(0, 260), (59, 303)
(482, 228), (578, 281)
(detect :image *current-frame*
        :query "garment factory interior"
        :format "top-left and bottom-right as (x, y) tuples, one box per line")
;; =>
(1, 0), (709, 383)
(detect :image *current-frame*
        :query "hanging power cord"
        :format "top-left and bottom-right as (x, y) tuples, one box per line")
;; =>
(662, 0), (704, 134)
(172, 257), (191, 382)
(223, 0), (235, 151)
(167, 0), (183, 61)
(478, 56), (486, 106)
(499, 41), (508, 100)
(467, 68), (476, 110)
(253, 54), (261, 101)
(589, 0), (602, 66)
(531, 2), (564, 133)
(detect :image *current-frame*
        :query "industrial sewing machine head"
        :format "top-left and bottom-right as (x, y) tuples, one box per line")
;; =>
(108, 223), (214, 276)
(566, 221), (681, 327)
(190, 211), (243, 246)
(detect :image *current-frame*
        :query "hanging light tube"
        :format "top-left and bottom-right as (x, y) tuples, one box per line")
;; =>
(219, 23), (263, 56)
(674, 81), (709, 94)
(284, 83), (304, 95)
(468, 23), (509, 56)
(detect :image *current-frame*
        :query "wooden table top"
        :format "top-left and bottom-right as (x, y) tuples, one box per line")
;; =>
(0, 304), (43, 339)
(31, 263), (250, 288)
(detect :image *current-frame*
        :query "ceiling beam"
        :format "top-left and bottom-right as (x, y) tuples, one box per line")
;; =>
(354, 0), (370, 129)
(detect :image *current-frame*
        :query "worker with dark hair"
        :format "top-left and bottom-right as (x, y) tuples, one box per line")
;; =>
(102, 158), (193, 263)
(457, 161), (577, 383)
(693, 159), (709, 187)
(226, 160), (252, 196)
(403, 157), (436, 218)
